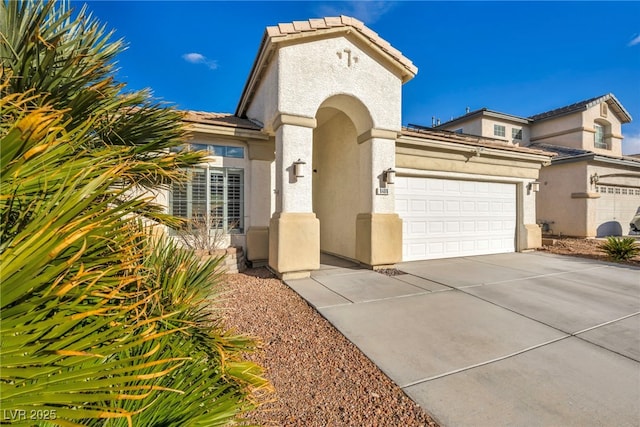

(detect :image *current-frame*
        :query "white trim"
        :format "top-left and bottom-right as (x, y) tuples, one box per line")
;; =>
(395, 167), (529, 185)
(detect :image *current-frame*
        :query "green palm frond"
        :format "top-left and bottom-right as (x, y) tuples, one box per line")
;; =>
(1, 2), (270, 425)
(1, 0), (204, 196)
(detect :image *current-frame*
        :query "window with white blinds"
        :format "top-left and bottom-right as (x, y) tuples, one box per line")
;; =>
(171, 167), (244, 233)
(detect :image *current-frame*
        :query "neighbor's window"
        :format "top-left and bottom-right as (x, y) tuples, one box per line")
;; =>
(594, 124), (606, 149)
(205, 145), (245, 158)
(494, 124), (506, 137)
(454, 128), (464, 134)
(171, 167), (244, 233)
(512, 128), (523, 140)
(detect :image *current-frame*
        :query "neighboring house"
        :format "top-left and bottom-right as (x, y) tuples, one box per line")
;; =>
(159, 16), (553, 279)
(438, 94), (640, 238)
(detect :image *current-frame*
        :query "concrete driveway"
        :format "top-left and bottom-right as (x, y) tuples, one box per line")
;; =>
(286, 252), (640, 426)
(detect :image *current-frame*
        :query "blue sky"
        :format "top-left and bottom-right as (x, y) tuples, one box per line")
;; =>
(79, 1), (640, 153)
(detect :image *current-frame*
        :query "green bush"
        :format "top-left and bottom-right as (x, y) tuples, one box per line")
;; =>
(598, 236), (640, 262)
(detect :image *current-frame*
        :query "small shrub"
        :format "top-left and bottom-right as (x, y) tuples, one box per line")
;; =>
(598, 236), (640, 261)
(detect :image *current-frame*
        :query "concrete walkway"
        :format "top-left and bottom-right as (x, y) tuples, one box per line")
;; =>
(286, 252), (640, 426)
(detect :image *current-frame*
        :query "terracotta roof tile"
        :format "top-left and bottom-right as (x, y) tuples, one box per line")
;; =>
(182, 111), (262, 130)
(349, 17), (365, 30)
(266, 25), (280, 37)
(359, 25), (380, 41)
(292, 20), (312, 32)
(264, 16), (416, 76)
(324, 16), (343, 27)
(308, 18), (327, 29)
(278, 22), (296, 34)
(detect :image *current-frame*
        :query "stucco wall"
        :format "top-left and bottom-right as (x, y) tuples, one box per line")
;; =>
(530, 112), (584, 149)
(279, 37), (402, 131)
(536, 161), (589, 236)
(529, 104), (625, 156)
(246, 58), (279, 128)
(247, 36), (403, 134)
(582, 105), (623, 156)
(440, 117), (483, 136)
(313, 110), (360, 259)
(480, 118), (530, 145)
(395, 142), (543, 180)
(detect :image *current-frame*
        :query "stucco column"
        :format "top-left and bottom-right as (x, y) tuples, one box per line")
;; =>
(246, 139), (275, 265)
(268, 114), (320, 278)
(519, 182), (542, 250)
(356, 130), (402, 267)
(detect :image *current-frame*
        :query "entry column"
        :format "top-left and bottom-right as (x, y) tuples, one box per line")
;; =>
(268, 114), (320, 279)
(356, 129), (403, 267)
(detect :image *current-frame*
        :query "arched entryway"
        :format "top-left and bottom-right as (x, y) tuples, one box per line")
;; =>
(313, 95), (372, 261)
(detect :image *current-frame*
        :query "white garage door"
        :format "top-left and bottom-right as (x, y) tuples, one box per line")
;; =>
(595, 186), (640, 236)
(396, 177), (517, 261)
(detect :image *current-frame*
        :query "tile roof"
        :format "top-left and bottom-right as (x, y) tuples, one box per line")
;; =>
(264, 16), (417, 76)
(527, 143), (592, 159)
(182, 111), (262, 130)
(435, 108), (531, 128)
(402, 126), (555, 157)
(530, 143), (640, 164)
(529, 93), (632, 123)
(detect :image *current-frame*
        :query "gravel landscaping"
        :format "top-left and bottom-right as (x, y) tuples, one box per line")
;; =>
(538, 236), (640, 266)
(221, 268), (438, 427)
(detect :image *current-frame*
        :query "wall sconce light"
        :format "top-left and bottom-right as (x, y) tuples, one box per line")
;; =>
(528, 181), (540, 193)
(293, 159), (306, 178)
(590, 173), (599, 185)
(383, 168), (396, 185)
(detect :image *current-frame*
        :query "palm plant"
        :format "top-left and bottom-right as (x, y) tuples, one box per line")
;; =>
(1, 1), (270, 425)
(598, 236), (640, 262)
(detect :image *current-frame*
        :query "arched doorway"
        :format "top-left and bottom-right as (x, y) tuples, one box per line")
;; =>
(313, 95), (373, 261)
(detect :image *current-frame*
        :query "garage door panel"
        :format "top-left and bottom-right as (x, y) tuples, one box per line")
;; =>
(595, 186), (640, 236)
(396, 177), (516, 261)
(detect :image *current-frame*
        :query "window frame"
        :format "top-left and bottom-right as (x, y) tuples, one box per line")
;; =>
(494, 124), (506, 137)
(594, 123), (607, 149)
(170, 166), (245, 234)
(512, 128), (523, 140)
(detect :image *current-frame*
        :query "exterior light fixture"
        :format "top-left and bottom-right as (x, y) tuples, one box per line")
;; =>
(293, 159), (306, 178)
(383, 168), (396, 185)
(528, 181), (540, 193)
(590, 173), (599, 185)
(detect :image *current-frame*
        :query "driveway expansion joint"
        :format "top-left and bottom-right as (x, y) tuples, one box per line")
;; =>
(400, 335), (571, 389)
(401, 311), (640, 389)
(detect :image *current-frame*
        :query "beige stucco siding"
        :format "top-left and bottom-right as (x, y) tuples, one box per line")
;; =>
(271, 36), (402, 132)
(246, 57), (279, 128)
(529, 105), (625, 157)
(396, 145), (543, 180)
(536, 161), (590, 236)
(441, 117), (483, 136)
(313, 111), (360, 259)
(582, 107), (624, 156)
(480, 118), (530, 145)
(530, 112), (584, 149)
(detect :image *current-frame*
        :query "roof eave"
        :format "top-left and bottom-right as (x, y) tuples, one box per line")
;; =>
(605, 95), (633, 123)
(437, 109), (531, 128)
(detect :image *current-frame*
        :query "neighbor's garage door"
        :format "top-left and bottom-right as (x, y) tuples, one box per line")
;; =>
(396, 177), (517, 261)
(595, 185), (640, 236)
